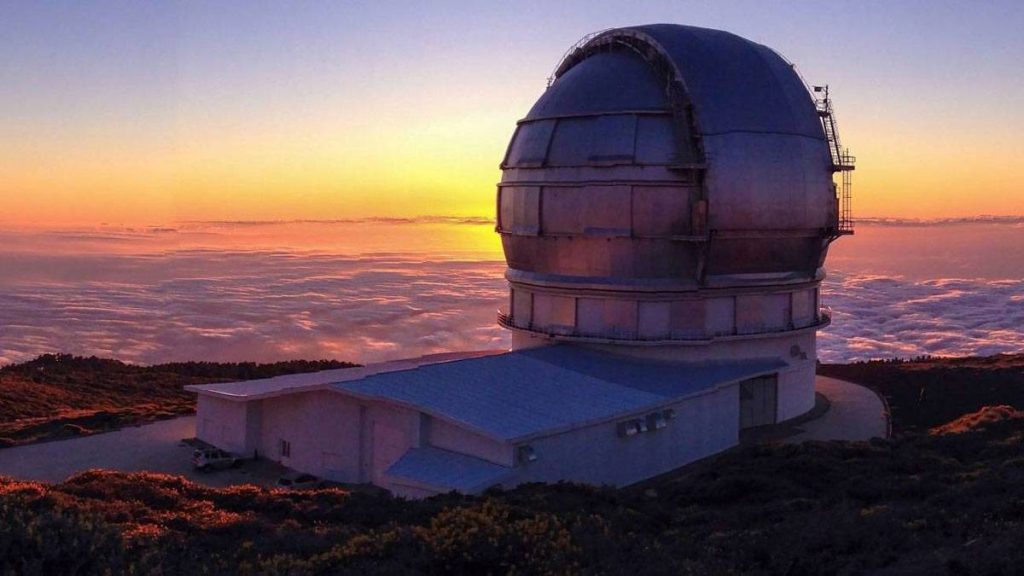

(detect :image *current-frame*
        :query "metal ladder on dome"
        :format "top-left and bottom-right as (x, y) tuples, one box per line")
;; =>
(814, 85), (855, 235)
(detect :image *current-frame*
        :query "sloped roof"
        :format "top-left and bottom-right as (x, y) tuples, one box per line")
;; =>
(184, 350), (503, 400)
(333, 346), (785, 442)
(385, 446), (512, 494)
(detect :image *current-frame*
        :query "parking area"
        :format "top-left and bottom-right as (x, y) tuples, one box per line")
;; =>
(0, 416), (288, 487)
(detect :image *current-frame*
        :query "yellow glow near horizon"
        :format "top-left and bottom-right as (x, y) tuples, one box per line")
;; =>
(4, 108), (1022, 227)
(4, 3), (1024, 228)
(5, 81), (1022, 227)
(1, 107), (512, 226)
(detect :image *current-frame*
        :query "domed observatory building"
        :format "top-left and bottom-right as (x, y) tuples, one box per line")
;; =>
(188, 24), (853, 498)
(498, 24), (853, 425)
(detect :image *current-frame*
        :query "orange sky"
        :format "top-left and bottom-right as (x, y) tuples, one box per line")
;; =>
(2, 2), (1022, 226)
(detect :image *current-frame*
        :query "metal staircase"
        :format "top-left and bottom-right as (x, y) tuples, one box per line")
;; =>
(815, 85), (855, 235)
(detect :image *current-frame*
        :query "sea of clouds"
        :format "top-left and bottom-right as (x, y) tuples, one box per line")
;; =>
(0, 219), (1020, 366)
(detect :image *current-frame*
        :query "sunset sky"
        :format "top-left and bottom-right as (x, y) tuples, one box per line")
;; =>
(2, 0), (1022, 226)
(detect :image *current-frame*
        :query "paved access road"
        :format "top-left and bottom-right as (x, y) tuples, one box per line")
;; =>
(0, 416), (282, 487)
(784, 376), (890, 443)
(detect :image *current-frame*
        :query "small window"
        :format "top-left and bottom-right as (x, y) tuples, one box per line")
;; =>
(279, 439), (291, 458)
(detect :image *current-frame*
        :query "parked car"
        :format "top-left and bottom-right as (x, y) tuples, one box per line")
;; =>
(276, 472), (321, 491)
(192, 448), (241, 471)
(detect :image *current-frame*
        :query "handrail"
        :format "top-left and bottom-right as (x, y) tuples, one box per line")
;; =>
(498, 307), (833, 345)
(546, 29), (614, 87)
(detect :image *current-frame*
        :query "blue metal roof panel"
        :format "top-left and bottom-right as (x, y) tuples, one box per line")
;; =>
(336, 351), (667, 440)
(386, 447), (512, 492)
(517, 346), (788, 397)
(332, 346), (784, 441)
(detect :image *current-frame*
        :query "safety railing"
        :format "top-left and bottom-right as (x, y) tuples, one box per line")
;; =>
(497, 307), (833, 344)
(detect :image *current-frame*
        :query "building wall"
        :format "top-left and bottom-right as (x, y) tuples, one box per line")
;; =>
(363, 403), (422, 485)
(256, 390), (363, 483)
(516, 330), (819, 425)
(512, 385), (739, 488)
(505, 284), (822, 344)
(425, 417), (512, 467)
(195, 396), (251, 456)
(776, 332), (818, 421)
(198, 391), (430, 487)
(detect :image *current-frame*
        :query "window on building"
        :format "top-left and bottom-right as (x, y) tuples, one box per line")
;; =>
(279, 439), (291, 458)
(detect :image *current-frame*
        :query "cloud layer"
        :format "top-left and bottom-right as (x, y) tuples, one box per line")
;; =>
(819, 274), (1024, 362)
(0, 221), (1020, 366)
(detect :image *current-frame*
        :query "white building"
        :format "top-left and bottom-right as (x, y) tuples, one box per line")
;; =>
(188, 24), (852, 498)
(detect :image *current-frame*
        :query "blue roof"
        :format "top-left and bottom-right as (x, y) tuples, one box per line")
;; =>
(385, 446), (512, 493)
(333, 345), (784, 441)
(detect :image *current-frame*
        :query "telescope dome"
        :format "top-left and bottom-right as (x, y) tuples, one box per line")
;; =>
(497, 24), (850, 347)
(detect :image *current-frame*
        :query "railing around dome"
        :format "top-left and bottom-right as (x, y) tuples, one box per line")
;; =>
(497, 306), (833, 345)
(546, 28), (613, 87)
(543, 27), (707, 178)
(814, 85), (854, 236)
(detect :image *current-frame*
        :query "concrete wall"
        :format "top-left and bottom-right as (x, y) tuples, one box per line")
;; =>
(256, 390), (363, 483)
(776, 332), (818, 421)
(196, 396), (251, 456)
(363, 403), (422, 485)
(199, 390), (430, 488)
(581, 330), (818, 424)
(425, 417), (512, 467)
(513, 385), (738, 488)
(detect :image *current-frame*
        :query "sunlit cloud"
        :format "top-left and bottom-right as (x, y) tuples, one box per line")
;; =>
(0, 222), (1020, 367)
(819, 274), (1024, 362)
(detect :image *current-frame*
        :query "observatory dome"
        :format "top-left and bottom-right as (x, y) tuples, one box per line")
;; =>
(497, 24), (850, 351)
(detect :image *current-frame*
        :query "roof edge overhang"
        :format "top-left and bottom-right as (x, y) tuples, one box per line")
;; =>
(331, 356), (786, 444)
(505, 268), (824, 295)
(505, 358), (786, 443)
(383, 448), (516, 495)
(184, 349), (509, 401)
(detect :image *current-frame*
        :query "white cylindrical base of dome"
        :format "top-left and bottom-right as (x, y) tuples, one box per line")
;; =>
(512, 330), (819, 425)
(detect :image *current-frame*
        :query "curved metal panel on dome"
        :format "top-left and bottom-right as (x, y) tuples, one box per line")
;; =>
(624, 24), (824, 138)
(527, 50), (670, 119)
(495, 23), (846, 345)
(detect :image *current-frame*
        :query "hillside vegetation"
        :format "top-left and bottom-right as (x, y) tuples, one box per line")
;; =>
(0, 354), (358, 447)
(3, 405), (1024, 575)
(3, 352), (1024, 574)
(819, 353), (1024, 433)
